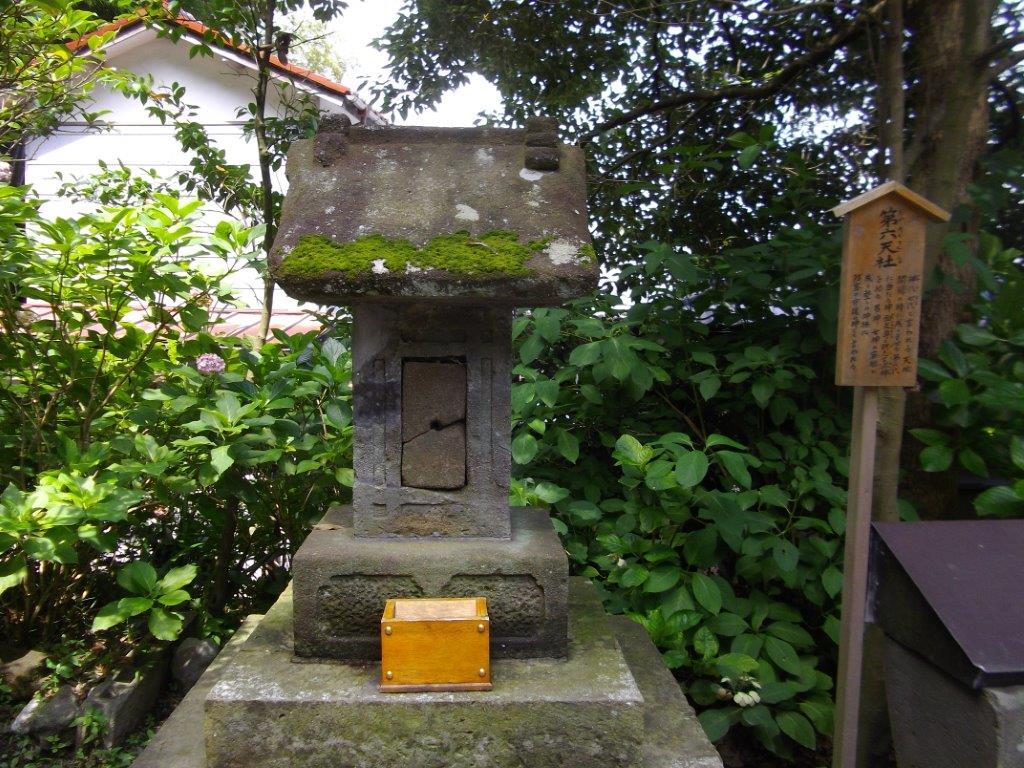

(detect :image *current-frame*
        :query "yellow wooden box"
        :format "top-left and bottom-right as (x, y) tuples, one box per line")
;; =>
(379, 596), (492, 692)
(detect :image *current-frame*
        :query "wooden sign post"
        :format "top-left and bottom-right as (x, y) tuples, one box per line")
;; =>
(830, 181), (949, 768)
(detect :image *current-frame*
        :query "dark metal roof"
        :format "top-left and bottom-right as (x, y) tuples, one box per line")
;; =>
(871, 520), (1024, 689)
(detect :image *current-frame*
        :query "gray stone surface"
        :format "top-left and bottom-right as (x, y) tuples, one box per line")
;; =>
(1, 649), (46, 699)
(401, 422), (466, 489)
(351, 303), (512, 538)
(292, 506), (568, 660)
(270, 125), (597, 306)
(131, 582), (721, 768)
(885, 636), (1024, 768)
(401, 360), (466, 440)
(132, 616), (260, 768)
(80, 661), (166, 748)
(610, 616), (723, 768)
(10, 684), (78, 737)
(172, 638), (220, 693)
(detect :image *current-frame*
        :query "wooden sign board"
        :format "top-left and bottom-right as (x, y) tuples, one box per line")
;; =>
(833, 181), (950, 387)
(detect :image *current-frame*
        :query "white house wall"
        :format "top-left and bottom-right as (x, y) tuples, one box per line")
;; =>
(25, 29), (361, 311)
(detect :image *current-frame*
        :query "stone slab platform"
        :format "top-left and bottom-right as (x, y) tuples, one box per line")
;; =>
(292, 506), (568, 660)
(132, 579), (722, 768)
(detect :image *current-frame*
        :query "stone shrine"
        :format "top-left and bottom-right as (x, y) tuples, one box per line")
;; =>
(131, 119), (722, 768)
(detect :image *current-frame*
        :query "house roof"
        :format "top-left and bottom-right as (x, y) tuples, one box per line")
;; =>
(67, 9), (367, 107)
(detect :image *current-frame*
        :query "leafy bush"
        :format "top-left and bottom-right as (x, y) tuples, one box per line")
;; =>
(0, 185), (352, 654)
(509, 220), (847, 759)
(911, 232), (1024, 517)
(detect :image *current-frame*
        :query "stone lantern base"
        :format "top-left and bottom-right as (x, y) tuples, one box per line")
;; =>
(291, 506), (569, 661)
(131, 579), (723, 768)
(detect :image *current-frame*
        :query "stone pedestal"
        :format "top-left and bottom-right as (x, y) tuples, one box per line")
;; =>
(351, 303), (513, 539)
(292, 506), (568, 659)
(884, 638), (1024, 768)
(131, 579), (723, 768)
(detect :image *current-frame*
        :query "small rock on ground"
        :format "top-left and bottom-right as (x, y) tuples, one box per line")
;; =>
(171, 638), (219, 693)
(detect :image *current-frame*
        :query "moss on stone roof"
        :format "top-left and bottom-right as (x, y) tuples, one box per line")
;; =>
(274, 230), (555, 281)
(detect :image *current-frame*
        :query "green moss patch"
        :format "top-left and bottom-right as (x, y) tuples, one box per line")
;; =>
(276, 230), (553, 280)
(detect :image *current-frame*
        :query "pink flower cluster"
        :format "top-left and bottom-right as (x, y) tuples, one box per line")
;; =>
(195, 353), (226, 374)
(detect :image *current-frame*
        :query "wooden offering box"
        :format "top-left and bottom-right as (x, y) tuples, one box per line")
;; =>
(379, 597), (492, 692)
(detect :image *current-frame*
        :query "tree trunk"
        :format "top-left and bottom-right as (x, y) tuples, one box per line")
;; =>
(211, 494), (239, 614)
(900, 0), (995, 519)
(254, 0), (278, 346)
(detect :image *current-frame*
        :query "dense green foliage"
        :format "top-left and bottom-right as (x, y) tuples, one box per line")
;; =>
(506, 212), (1022, 758)
(0, 184), (353, 654)
(2, 0), (1023, 765)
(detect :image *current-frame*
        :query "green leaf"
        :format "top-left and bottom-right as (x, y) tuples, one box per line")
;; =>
(955, 324), (999, 347)
(772, 539), (799, 573)
(958, 448), (988, 477)
(917, 358), (952, 381)
(536, 379), (559, 407)
(0, 556), (27, 596)
(799, 701), (835, 736)
(620, 564), (649, 588)
(614, 434), (653, 466)
(974, 485), (1024, 518)
(158, 564), (197, 593)
(766, 622), (813, 648)
(556, 430), (580, 463)
(24, 536), (77, 564)
(777, 711), (816, 750)
(717, 451), (752, 488)
(699, 375), (721, 401)
(822, 565), (843, 598)
(209, 444), (235, 479)
(691, 572), (722, 614)
(569, 340), (602, 367)
(920, 445), (953, 472)
(157, 589), (190, 606)
(92, 601), (131, 632)
(705, 434), (746, 450)
(674, 451), (709, 488)
(738, 143), (762, 169)
(215, 392), (242, 423)
(706, 613), (748, 636)
(759, 681), (798, 704)
(938, 378), (971, 407)
(693, 625), (719, 657)
(751, 378), (774, 408)
(118, 596), (154, 616)
(117, 561), (158, 596)
(533, 482), (569, 504)
(148, 607), (184, 641)
(511, 433), (538, 465)
(764, 636), (803, 675)
(697, 708), (731, 742)
(519, 332), (545, 364)
(1011, 436), (1024, 472)
(909, 428), (949, 447)
(643, 565), (681, 593)
(567, 500), (603, 524)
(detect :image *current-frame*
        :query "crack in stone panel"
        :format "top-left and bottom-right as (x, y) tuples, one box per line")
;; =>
(401, 360), (467, 490)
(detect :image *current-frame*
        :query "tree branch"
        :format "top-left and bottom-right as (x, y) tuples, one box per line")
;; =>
(584, 0), (888, 139)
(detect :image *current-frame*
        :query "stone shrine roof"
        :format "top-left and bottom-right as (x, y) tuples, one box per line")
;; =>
(270, 123), (597, 305)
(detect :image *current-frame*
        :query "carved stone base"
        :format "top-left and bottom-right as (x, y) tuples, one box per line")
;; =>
(131, 580), (723, 768)
(291, 506), (569, 659)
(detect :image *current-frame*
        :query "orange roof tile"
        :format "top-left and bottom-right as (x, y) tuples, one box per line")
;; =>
(68, 9), (353, 99)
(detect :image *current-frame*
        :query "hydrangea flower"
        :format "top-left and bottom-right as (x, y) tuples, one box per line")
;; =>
(195, 353), (226, 374)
